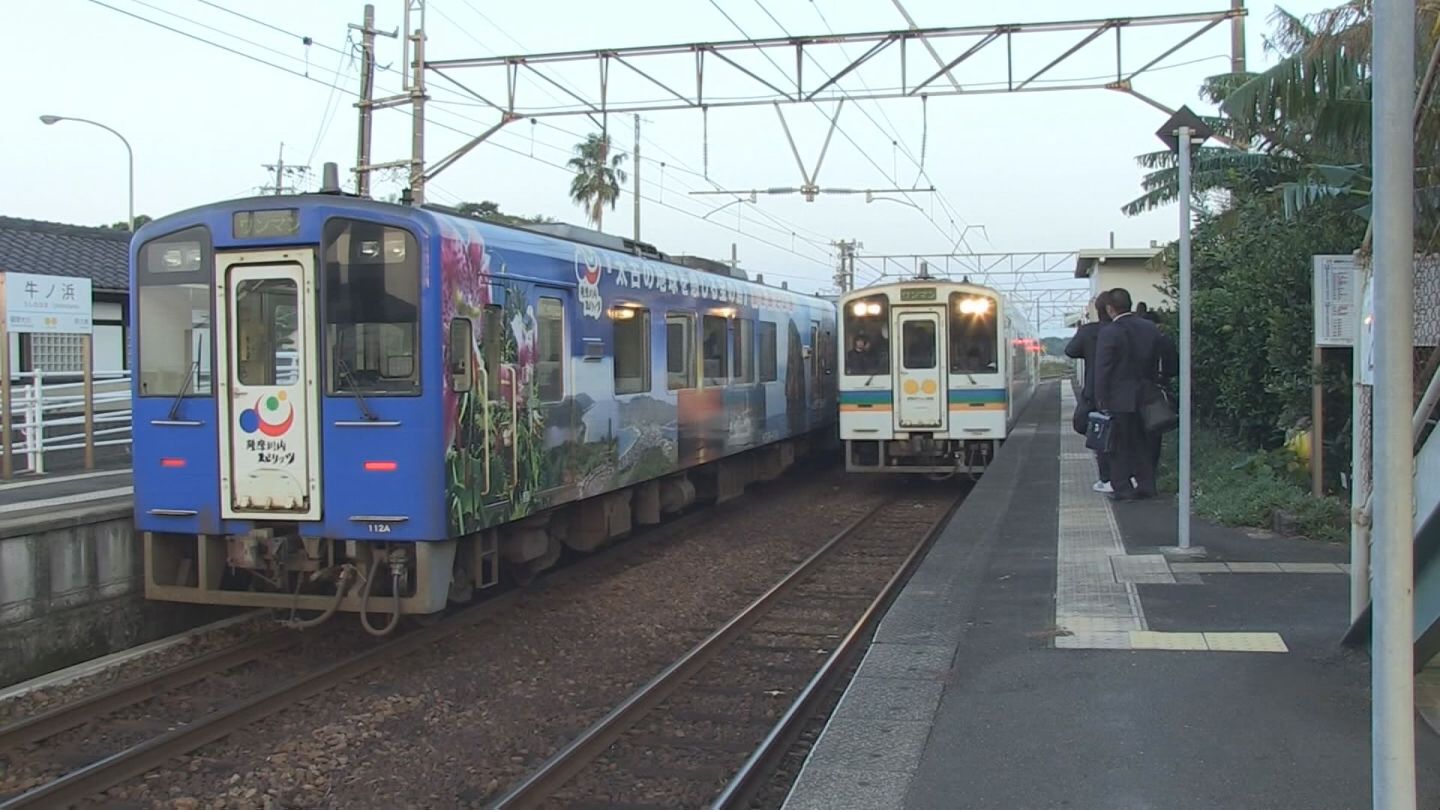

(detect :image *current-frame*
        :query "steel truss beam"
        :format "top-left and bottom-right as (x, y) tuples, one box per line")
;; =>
(854, 250), (1089, 329)
(425, 10), (1243, 119)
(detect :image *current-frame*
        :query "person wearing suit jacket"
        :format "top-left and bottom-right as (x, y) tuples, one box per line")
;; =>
(1094, 287), (1163, 500)
(1065, 292), (1112, 492)
(1148, 321), (1179, 471)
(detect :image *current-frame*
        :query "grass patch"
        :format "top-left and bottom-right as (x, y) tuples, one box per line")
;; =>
(1155, 428), (1349, 543)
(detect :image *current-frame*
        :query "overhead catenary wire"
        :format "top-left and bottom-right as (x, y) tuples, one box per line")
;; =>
(84, 0), (858, 284)
(707, 0), (961, 250)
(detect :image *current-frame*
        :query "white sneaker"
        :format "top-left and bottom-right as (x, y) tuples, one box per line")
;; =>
(1093, 481), (1113, 493)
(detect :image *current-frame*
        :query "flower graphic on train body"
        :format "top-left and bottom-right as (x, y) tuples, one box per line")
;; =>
(501, 306), (538, 405)
(440, 221), (498, 446)
(238, 390), (293, 437)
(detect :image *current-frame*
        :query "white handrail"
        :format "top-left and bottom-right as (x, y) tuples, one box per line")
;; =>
(3, 370), (132, 474)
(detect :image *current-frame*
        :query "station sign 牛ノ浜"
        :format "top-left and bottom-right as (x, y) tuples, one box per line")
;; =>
(0, 271), (93, 334)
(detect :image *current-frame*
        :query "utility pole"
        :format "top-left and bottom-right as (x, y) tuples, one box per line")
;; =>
(831, 240), (858, 292)
(261, 143), (309, 195)
(349, 4), (395, 197)
(409, 22), (428, 204)
(1230, 0), (1247, 74)
(1371, 0), (1417, 805)
(633, 114), (641, 243)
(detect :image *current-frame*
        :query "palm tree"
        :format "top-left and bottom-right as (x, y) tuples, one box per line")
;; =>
(1124, 0), (1440, 235)
(567, 132), (628, 231)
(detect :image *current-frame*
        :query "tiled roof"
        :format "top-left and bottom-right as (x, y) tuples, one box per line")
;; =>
(0, 216), (131, 292)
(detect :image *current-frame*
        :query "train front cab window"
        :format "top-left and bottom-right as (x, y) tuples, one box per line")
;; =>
(136, 226), (213, 397)
(844, 294), (889, 376)
(949, 292), (999, 374)
(322, 219), (420, 396)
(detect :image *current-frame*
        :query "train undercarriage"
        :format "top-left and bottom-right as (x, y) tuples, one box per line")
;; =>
(844, 436), (997, 476)
(144, 440), (814, 635)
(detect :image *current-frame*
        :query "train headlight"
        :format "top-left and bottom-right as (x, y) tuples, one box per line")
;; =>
(851, 301), (883, 317)
(958, 297), (992, 315)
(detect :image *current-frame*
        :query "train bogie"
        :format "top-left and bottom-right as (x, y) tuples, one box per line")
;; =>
(837, 277), (1039, 475)
(132, 195), (838, 631)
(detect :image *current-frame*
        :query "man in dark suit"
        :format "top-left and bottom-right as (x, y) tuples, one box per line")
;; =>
(1065, 292), (1112, 492)
(1095, 287), (1163, 500)
(1133, 305), (1179, 470)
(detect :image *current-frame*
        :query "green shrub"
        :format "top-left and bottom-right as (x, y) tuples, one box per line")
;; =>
(1156, 428), (1349, 543)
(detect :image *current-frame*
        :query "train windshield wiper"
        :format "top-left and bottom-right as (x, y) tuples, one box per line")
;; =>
(166, 360), (199, 421)
(335, 358), (379, 421)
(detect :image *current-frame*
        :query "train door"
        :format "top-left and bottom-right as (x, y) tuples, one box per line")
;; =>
(214, 250), (321, 520)
(894, 310), (945, 430)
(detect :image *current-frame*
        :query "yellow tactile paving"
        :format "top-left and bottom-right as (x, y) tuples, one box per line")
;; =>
(1201, 632), (1289, 653)
(1129, 631), (1208, 651)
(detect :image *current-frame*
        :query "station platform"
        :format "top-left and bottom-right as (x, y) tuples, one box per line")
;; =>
(0, 466), (131, 526)
(782, 382), (1440, 810)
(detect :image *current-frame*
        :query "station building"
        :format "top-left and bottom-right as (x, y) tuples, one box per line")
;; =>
(0, 216), (130, 377)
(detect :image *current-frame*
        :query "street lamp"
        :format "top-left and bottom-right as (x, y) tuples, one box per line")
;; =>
(39, 115), (135, 231)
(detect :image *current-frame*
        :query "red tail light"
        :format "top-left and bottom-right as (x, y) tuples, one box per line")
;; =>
(161, 458), (186, 468)
(364, 461), (397, 472)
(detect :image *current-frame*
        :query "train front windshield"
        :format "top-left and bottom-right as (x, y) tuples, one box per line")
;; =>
(844, 294), (890, 375)
(322, 219), (421, 395)
(949, 292), (998, 374)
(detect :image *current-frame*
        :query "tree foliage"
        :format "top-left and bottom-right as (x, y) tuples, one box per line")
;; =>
(102, 215), (151, 230)
(567, 132), (628, 231)
(1152, 191), (1365, 487)
(455, 200), (554, 227)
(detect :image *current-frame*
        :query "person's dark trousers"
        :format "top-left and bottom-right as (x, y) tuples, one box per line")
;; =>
(1147, 430), (1162, 474)
(1095, 451), (1110, 484)
(1106, 412), (1156, 497)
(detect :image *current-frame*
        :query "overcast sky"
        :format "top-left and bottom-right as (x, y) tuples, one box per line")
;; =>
(4, 0), (1335, 332)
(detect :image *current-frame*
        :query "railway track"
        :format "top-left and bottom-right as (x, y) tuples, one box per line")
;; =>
(489, 485), (962, 809)
(0, 499), (734, 810)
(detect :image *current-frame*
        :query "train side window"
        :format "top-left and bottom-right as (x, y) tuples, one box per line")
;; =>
(613, 306), (651, 395)
(448, 318), (474, 393)
(666, 312), (696, 390)
(809, 323), (820, 380)
(732, 319), (755, 383)
(759, 321), (777, 382)
(537, 297), (565, 402)
(702, 315), (728, 386)
(482, 305), (502, 399)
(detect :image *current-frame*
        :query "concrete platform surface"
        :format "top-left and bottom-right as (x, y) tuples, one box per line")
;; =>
(782, 383), (1440, 810)
(0, 467), (132, 523)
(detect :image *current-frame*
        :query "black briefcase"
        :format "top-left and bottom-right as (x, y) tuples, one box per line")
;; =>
(1085, 411), (1115, 453)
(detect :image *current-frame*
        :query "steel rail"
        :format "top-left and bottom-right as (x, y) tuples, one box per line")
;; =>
(0, 633), (295, 752)
(488, 495), (905, 809)
(711, 492), (964, 809)
(0, 492), (735, 810)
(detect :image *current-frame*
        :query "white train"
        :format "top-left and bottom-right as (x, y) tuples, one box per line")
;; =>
(837, 275), (1039, 475)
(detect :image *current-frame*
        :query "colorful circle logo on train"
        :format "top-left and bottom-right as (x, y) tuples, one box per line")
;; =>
(574, 246), (604, 319)
(238, 391), (294, 437)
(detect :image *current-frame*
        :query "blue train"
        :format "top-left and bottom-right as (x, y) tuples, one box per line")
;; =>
(132, 192), (837, 633)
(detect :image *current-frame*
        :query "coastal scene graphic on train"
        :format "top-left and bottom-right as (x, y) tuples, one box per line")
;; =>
(439, 218), (831, 535)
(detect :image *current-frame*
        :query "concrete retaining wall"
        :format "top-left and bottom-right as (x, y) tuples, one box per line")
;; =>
(0, 502), (231, 687)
